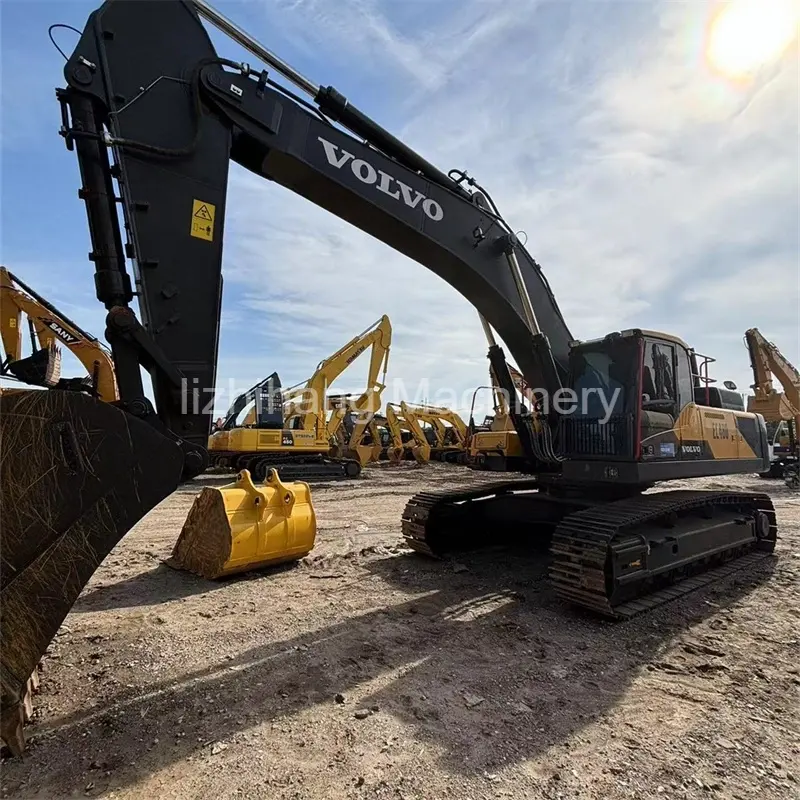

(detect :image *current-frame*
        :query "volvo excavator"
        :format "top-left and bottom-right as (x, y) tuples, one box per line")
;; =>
(205, 315), (391, 480)
(744, 327), (799, 486)
(0, 0), (778, 753)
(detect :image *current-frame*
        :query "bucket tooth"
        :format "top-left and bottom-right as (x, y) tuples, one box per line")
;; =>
(168, 469), (317, 580)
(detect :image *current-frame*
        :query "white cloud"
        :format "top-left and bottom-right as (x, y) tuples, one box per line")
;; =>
(215, 0), (797, 419)
(254, 0), (525, 97)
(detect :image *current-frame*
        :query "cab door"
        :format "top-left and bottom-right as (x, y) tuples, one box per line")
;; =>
(639, 338), (680, 462)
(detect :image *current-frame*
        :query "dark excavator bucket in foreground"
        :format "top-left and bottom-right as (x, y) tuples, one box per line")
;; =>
(0, 389), (184, 754)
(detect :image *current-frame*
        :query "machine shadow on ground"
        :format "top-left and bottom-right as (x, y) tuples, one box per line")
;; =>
(3, 541), (778, 797)
(71, 562), (300, 612)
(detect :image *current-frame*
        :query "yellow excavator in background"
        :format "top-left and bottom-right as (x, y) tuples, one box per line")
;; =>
(328, 395), (384, 466)
(465, 361), (534, 471)
(323, 316), (392, 463)
(381, 402), (431, 463)
(744, 327), (799, 486)
(398, 402), (469, 462)
(0, 266), (117, 401)
(286, 315), (391, 439)
(203, 315), (391, 482)
(372, 408), (403, 463)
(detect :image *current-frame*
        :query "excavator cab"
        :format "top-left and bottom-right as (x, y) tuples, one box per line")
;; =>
(559, 329), (770, 482)
(216, 373), (284, 431)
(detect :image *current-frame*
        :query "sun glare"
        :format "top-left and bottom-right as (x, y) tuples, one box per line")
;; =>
(706, 0), (799, 79)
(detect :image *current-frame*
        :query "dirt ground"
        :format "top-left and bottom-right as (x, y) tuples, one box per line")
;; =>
(2, 464), (798, 800)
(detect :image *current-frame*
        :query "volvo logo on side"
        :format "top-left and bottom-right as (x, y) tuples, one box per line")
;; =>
(318, 136), (444, 222)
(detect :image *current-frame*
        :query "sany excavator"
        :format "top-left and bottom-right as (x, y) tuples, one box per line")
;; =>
(0, 266), (118, 401)
(0, 0), (778, 752)
(744, 327), (799, 485)
(205, 315), (391, 480)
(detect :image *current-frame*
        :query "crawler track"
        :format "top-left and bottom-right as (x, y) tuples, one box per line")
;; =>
(214, 451), (361, 481)
(401, 479), (541, 557)
(401, 485), (777, 618)
(549, 490), (776, 618)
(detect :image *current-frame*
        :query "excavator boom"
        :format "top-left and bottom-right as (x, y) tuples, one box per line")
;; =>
(230, 315), (391, 437)
(314, 315), (392, 439)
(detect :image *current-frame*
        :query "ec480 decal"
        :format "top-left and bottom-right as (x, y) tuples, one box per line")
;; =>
(710, 421), (730, 440)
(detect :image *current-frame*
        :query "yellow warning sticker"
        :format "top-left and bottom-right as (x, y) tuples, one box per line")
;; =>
(190, 199), (215, 242)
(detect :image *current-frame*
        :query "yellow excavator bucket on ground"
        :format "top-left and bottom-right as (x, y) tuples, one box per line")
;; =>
(168, 469), (316, 580)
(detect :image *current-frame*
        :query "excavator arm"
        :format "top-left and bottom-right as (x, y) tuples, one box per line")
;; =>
(329, 316), (392, 443)
(744, 328), (799, 481)
(744, 328), (800, 425)
(0, 267), (118, 401)
(435, 410), (468, 446)
(250, 315), (391, 437)
(402, 407), (446, 448)
(397, 402), (434, 462)
(329, 396), (386, 466)
(1, 0), (573, 749)
(383, 404), (410, 463)
(311, 315), (392, 440)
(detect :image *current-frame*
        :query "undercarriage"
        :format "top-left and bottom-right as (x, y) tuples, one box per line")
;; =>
(401, 480), (776, 618)
(210, 450), (362, 480)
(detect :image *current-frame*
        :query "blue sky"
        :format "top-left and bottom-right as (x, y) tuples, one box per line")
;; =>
(1, 0), (798, 418)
